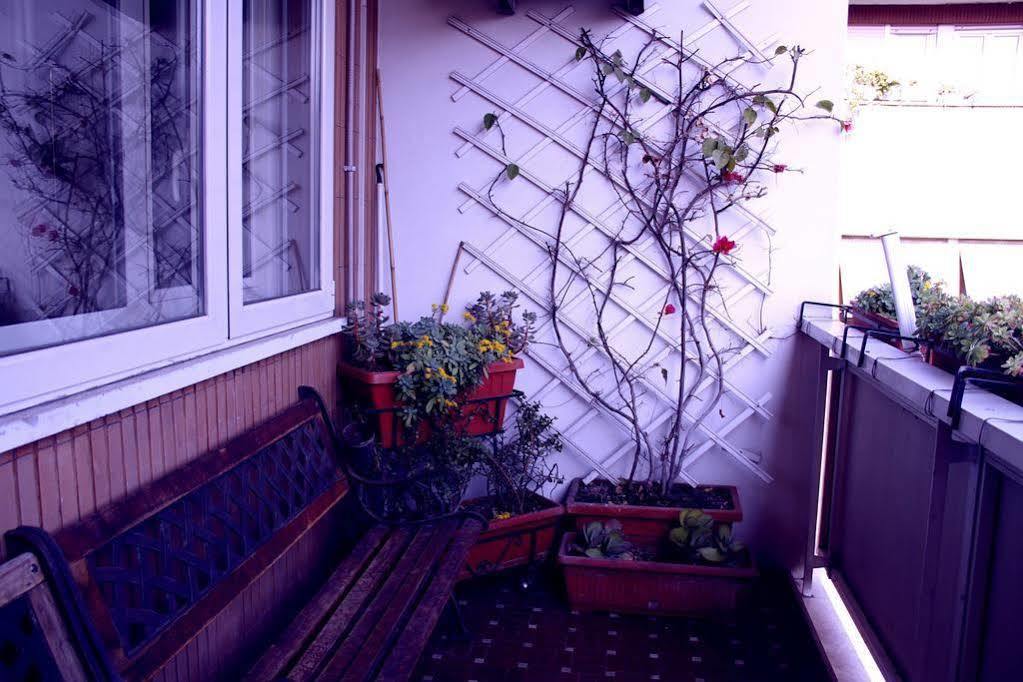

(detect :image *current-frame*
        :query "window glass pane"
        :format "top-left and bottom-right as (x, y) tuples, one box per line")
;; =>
(0, 0), (203, 356)
(242, 0), (318, 304)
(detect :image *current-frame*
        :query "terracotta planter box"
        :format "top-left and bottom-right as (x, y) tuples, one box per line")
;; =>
(848, 307), (898, 332)
(564, 478), (741, 545)
(558, 533), (756, 617)
(337, 357), (524, 448)
(847, 307), (905, 348)
(458, 495), (564, 580)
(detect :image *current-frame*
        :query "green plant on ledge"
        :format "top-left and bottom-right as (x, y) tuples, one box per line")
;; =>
(574, 520), (635, 560)
(851, 265), (940, 318)
(916, 293), (1023, 376)
(668, 509), (745, 564)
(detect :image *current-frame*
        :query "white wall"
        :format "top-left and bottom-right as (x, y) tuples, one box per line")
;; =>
(379, 0), (845, 569)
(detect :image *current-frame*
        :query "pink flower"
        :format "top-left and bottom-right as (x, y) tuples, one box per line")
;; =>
(31, 224), (48, 237)
(840, 120), (854, 133)
(721, 170), (744, 184)
(773, 164), (787, 173)
(712, 235), (736, 256)
(663, 303), (676, 315)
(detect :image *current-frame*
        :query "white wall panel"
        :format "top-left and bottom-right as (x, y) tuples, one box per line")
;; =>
(379, 0), (845, 568)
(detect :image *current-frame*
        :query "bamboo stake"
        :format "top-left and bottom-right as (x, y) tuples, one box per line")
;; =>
(439, 242), (464, 322)
(375, 68), (399, 319)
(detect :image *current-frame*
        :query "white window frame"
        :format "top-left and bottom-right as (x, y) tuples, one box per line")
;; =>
(227, 0), (335, 339)
(0, 0), (336, 417)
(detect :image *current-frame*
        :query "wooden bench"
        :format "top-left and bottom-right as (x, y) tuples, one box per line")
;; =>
(2, 387), (483, 681)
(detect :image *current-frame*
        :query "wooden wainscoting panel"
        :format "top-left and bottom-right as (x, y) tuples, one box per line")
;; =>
(0, 334), (342, 556)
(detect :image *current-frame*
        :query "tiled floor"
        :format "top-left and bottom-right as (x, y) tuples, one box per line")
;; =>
(414, 567), (830, 682)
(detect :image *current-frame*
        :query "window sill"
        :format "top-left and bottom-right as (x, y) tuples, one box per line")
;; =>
(0, 316), (345, 455)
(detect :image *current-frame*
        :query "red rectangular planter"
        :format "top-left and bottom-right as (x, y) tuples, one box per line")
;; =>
(564, 478), (742, 545)
(337, 357), (523, 448)
(458, 496), (564, 580)
(558, 533), (756, 617)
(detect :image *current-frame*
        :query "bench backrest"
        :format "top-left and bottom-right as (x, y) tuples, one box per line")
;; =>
(6, 393), (349, 680)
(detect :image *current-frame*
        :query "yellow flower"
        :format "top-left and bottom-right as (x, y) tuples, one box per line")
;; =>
(390, 341), (400, 349)
(463, 312), (476, 322)
(431, 303), (438, 311)
(494, 511), (512, 520)
(440, 303), (449, 313)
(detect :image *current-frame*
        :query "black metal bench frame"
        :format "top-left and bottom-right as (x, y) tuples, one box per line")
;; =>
(2, 387), (484, 682)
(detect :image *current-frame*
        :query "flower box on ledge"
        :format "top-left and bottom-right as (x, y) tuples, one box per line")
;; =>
(558, 532), (756, 617)
(564, 477), (742, 545)
(338, 357), (524, 448)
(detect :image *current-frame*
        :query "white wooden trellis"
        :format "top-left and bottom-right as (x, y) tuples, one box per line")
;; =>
(461, 242), (774, 484)
(450, 6), (782, 486)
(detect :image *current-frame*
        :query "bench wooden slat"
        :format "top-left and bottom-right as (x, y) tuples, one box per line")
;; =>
(287, 526), (418, 681)
(375, 519), (484, 680)
(245, 524), (391, 682)
(327, 520), (461, 681)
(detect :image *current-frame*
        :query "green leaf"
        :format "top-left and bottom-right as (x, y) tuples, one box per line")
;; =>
(815, 99), (834, 113)
(639, 87), (652, 103)
(697, 547), (726, 562)
(613, 66), (625, 82)
(505, 163), (520, 180)
(483, 113), (497, 130)
(702, 138), (718, 157)
(585, 548), (605, 558)
(601, 63), (614, 76)
(660, 367), (668, 385)
(574, 45), (586, 61)
(621, 129), (635, 145)
(742, 107), (757, 126)
(669, 526), (689, 547)
(774, 45), (788, 55)
(711, 149), (731, 170)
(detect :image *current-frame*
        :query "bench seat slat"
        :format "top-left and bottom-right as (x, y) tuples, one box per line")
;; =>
(286, 526), (418, 681)
(376, 519), (484, 680)
(323, 520), (460, 681)
(245, 524), (392, 682)
(292, 523), (446, 681)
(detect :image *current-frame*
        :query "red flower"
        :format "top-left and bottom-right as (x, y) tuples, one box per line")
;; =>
(67, 285), (79, 297)
(712, 235), (736, 256)
(721, 170), (744, 184)
(663, 303), (676, 315)
(48, 230), (59, 242)
(840, 120), (854, 133)
(773, 164), (787, 173)
(31, 224), (48, 237)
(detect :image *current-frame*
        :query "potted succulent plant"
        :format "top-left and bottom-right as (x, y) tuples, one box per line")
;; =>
(848, 265), (940, 347)
(916, 292), (1023, 393)
(558, 512), (756, 617)
(339, 291), (534, 448)
(564, 477), (741, 545)
(460, 400), (566, 579)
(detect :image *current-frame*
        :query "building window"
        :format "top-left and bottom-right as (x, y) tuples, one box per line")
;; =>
(0, 1), (204, 356)
(0, 0), (334, 415)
